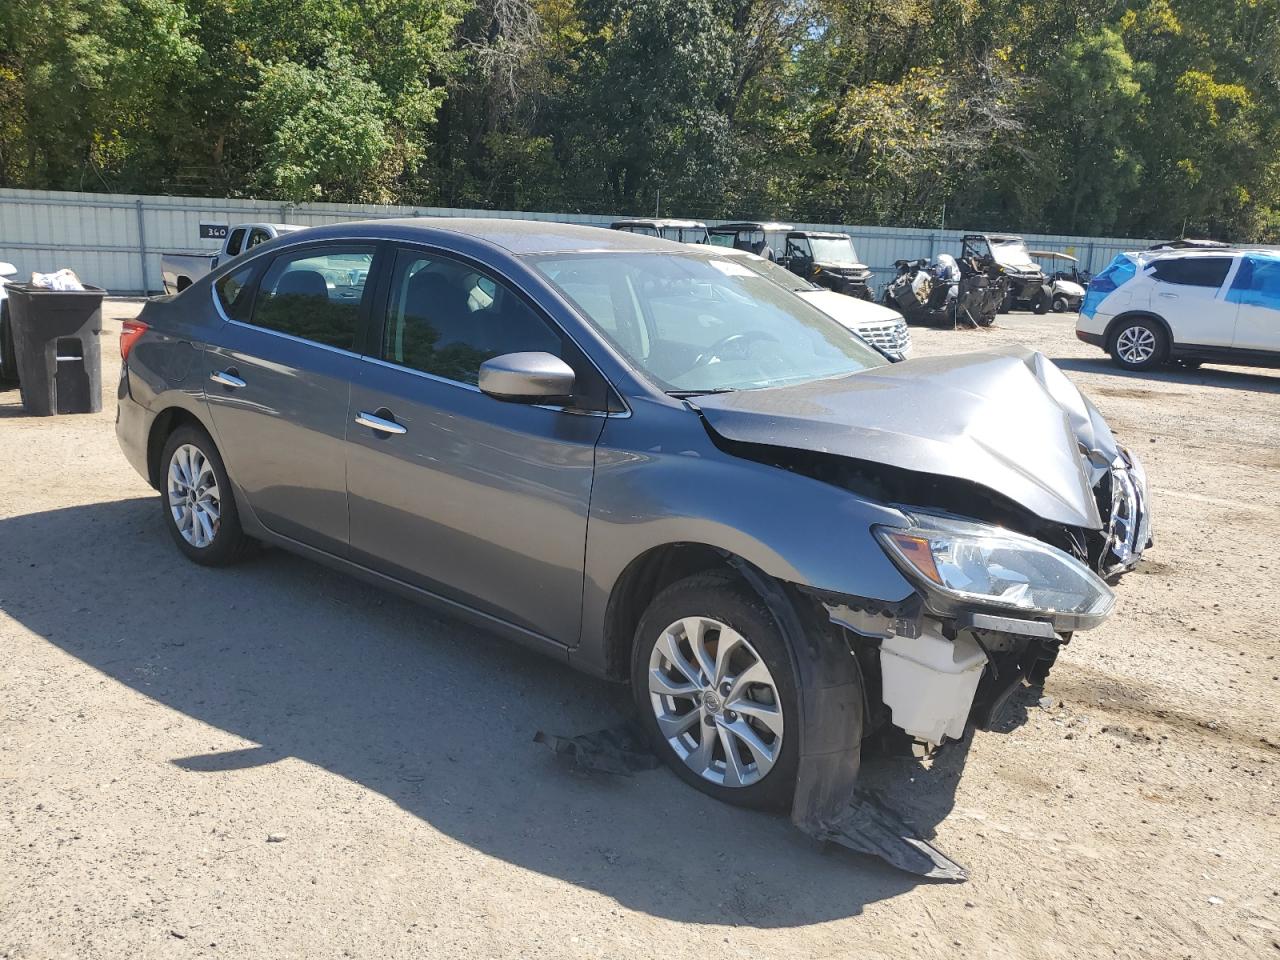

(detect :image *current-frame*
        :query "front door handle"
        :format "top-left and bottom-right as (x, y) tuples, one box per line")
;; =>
(210, 369), (246, 388)
(1158, 292), (1178, 299)
(354, 411), (407, 435)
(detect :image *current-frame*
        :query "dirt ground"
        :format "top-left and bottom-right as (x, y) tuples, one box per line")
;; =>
(2, 299), (1278, 960)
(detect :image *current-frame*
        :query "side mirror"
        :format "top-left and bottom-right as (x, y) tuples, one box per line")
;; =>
(479, 352), (575, 403)
(0, 261), (17, 279)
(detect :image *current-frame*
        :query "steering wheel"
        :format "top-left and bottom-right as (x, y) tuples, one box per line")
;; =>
(693, 330), (778, 368)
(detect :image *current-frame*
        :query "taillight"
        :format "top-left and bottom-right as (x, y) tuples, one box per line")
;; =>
(120, 319), (148, 360)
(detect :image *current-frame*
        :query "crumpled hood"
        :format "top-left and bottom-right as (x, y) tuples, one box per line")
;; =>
(693, 346), (1120, 529)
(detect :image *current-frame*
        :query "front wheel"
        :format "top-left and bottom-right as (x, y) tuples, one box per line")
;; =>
(1110, 318), (1168, 371)
(160, 424), (251, 565)
(1052, 296), (1069, 313)
(631, 573), (799, 809)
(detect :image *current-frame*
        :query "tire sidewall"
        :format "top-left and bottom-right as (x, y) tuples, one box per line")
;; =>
(1109, 317), (1168, 371)
(160, 425), (243, 565)
(630, 574), (801, 810)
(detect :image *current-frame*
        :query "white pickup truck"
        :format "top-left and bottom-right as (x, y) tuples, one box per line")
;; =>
(161, 222), (303, 295)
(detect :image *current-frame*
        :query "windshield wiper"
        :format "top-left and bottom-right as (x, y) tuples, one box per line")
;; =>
(667, 387), (737, 398)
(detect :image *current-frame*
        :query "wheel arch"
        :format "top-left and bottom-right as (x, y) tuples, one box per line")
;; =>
(1104, 311), (1172, 350)
(146, 407), (213, 489)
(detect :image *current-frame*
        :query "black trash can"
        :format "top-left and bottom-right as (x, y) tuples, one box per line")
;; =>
(3, 282), (105, 415)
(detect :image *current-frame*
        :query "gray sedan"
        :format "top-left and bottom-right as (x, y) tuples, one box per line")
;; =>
(116, 219), (1149, 820)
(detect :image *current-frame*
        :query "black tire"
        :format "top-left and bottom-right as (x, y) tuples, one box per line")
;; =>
(631, 572), (800, 810)
(1033, 292), (1050, 314)
(1108, 317), (1169, 371)
(159, 424), (251, 565)
(1052, 296), (1069, 313)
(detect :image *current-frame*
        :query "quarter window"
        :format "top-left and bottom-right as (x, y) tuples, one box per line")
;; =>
(382, 249), (563, 386)
(1150, 257), (1232, 288)
(251, 247), (374, 350)
(214, 264), (256, 320)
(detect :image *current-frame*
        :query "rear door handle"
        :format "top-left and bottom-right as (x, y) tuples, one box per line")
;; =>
(354, 411), (407, 435)
(210, 369), (246, 388)
(1158, 292), (1178, 299)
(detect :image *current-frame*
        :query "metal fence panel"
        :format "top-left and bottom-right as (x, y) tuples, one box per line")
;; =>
(0, 187), (1159, 294)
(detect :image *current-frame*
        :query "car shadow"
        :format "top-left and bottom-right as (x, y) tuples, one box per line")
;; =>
(1049, 356), (1280, 394)
(0, 497), (979, 926)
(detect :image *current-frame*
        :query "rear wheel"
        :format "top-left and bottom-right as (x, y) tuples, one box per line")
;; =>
(1109, 318), (1168, 371)
(160, 424), (250, 565)
(1052, 296), (1069, 313)
(631, 573), (799, 809)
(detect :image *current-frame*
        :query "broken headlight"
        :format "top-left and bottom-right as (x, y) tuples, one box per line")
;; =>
(875, 513), (1114, 630)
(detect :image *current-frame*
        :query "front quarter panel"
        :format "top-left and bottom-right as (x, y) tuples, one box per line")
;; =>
(578, 399), (916, 673)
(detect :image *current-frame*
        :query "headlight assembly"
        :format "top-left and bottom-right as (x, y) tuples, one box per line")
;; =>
(875, 513), (1115, 630)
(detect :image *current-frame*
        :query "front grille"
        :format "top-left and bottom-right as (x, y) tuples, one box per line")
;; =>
(859, 318), (912, 356)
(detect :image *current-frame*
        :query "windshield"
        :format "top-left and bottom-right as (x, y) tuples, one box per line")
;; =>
(707, 233), (735, 248)
(666, 226), (708, 244)
(729, 253), (814, 291)
(808, 237), (859, 264)
(991, 238), (1034, 267)
(530, 252), (886, 393)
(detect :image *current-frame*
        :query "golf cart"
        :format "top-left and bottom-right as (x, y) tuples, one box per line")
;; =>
(610, 219), (709, 244)
(706, 221), (793, 261)
(1029, 251), (1088, 313)
(782, 231), (874, 300)
(961, 233), (1046, 312)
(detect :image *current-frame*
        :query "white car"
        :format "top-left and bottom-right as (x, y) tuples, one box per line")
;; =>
(704, 247), (912, 359)
(1076, 247), (1280, 371)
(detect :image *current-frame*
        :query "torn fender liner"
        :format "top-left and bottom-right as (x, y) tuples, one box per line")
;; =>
(533, 723), (967, 881)
(532, 723), (661, 775)
(803, 788), (968, 882)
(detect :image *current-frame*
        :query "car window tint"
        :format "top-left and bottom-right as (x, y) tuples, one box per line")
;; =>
(214, 264), (256, 319)
(1151, 257), (1232, 288)
(382, 250), (563, 386)
(252, 247), (374, 350)
(247, 229), (272, 249)
(226, 228), (245, 258)
(1226, 255), (1280, 309)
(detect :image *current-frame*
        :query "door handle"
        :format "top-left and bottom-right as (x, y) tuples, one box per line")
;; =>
(354, 411), (407, 435)
(1158, 292), (1178, 299)
(210, 369), (246, 388)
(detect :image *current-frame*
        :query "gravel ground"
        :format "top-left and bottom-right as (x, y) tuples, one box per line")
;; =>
(1, 300), (1278, 959)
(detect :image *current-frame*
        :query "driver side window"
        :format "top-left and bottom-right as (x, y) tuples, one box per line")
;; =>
(382, 249), (564, 387)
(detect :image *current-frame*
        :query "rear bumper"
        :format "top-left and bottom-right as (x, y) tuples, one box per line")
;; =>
(115, 364), (156, 486)
(1076, 330), (1106, 347)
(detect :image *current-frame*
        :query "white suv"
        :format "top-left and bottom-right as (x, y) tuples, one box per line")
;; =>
(1075, 247), (1280, 371)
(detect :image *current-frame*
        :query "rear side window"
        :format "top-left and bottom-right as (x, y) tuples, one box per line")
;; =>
(251, 246), (375, 351)
(214, 264), (256, 320)
(1226, 255), (1280, 309)
(225, 228), (246, 258)
(1150, 257), (1232, 288)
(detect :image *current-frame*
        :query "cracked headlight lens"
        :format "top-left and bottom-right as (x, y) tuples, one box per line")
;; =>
(875, 513), (1114, 622)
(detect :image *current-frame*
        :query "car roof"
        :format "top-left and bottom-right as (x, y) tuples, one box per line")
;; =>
(710, 221), (794, 232)
(610, 218), (706, 229)
(276, 217), (682, 255)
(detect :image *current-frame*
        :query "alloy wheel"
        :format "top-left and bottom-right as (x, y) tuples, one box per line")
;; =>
(647, 616), (784, 788)
(1115, 325), (1157, 364)
(168, 443), (221, 548)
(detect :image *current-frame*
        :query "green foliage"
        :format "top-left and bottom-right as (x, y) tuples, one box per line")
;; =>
(1, 0), (1278, 239)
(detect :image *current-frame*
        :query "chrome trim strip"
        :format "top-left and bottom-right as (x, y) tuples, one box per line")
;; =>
(225, 317), (363, 359)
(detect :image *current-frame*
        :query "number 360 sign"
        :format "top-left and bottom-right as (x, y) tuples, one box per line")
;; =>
(199, 222), (229, 241)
